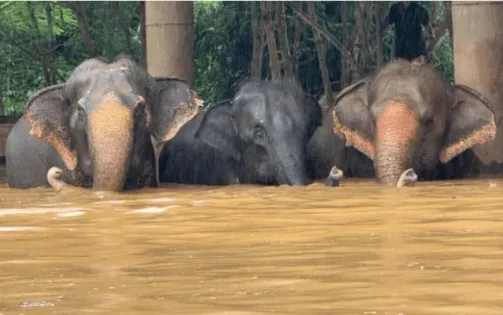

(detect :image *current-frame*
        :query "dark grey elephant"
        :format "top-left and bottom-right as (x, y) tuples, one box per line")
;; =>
(6, 55), (202, 191)
(306, 104), (375, 180)
(159, 79), (322, 186)
(330, 58), (496, 186)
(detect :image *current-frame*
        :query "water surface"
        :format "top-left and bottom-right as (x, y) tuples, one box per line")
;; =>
(0, 174), (502, 314)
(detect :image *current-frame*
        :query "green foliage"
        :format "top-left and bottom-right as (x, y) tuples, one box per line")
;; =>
(0, 0), (455, 115)
(194, 1), (253, 103)
(0, 1), (77, 35)
(0, 1), (143, 115)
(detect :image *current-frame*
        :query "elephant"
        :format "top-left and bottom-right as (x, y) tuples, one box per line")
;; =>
(6, 55), (202, 191)
(330, 58), (497, 186)
(308, 91), (483, 182)
(159, 79), (322, 186)
(306, 104), (375, 180)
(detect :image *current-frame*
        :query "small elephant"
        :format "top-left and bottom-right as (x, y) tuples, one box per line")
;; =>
(6, 55), (202, 191)
(159, 79), (322, 186)
(306, 105), (375, 180)
(331, 58), (496, 186)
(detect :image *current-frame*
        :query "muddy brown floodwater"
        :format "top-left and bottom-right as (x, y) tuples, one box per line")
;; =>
(0, 170), (503, 314)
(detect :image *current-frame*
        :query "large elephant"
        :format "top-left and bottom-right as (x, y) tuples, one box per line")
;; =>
(159, 79), (322, 186)
(308, 93), (483, 182)
(331, 58), (497, 186)
(6, 56), (202, 191)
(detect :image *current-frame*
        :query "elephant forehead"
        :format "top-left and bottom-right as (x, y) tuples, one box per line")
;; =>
(270, 107), (295, 130)
(79, 79), (140, 111)
(237, 93), (267, 117)
(376, 101), (419, 145)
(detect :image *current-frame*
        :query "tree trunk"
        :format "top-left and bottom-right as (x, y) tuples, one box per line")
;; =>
(340, 2), (350, 88)
(27, 2), (56, 86)
(115, 2), (132, 55)
(307, 2), (333, 108)
(276, 2), (293, 78)
(26, 2), (40, 38)
(350, 3), (364, 82)
(291, 9), (302, 79)
(139, 1), (147, 66)
(375, 1), (383, 67)
(72, 2), (95, 56)
(0, 88), (4, 116)
(145, 1), (195, 87)
(445, 2), (453, 45)
(250, 1), (264, 81)
(260, 1), (281, 80)
(44, 3), (57, 85)
(452, 1), (503, 164)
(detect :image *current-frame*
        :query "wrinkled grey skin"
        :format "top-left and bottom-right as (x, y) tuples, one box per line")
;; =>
(159, 106), (241, 185)
(332, 58), (497, 186)
(306, 105), (375, 180)
(160, 79), (322, 186)
(6, 55), (201, 191)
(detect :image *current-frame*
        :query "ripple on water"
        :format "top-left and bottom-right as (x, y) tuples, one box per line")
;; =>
(137, 197), (176, 203)
(0, 207), (84, 216)
(0, 179), (502, 314)
(0, 226), (45, 232)
(19, 300), (55, 308)
(129, 205), (181, 214)
(93, 200), (126, 205)
(57, 210), (86, 217)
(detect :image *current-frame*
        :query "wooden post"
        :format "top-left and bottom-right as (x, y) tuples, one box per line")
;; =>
(452, 1), (503, 164)
(145, 1), (195, 87)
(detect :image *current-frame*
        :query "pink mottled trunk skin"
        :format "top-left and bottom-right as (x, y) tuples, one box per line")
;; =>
(88, 94), (134, 191)
(375, 101), (419, 185)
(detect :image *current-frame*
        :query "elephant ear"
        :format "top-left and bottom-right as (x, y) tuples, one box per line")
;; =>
(332, 79), (375, 160)
(194, 100), (241, 162)
(24, 84), (78, 171)
(440, 84), (497, 163)
(148, 77), (204, 146)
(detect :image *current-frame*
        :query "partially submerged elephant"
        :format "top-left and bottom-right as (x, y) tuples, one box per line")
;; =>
(6, 55), (202, 191)
(331, 58), (497, 186)
(160, 79), (322, 186)
(306, 105), (375, 180)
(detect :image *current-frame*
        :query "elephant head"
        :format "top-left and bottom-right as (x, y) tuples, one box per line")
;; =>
(331, 59), (496, 186)
(194, 80), (322, 186)
(24, 56), (202, 191)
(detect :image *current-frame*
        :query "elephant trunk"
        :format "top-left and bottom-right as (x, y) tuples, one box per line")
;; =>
(274, 142), (310, 186)
(375, 101), (419, 186)
(88, 93), (134, 191)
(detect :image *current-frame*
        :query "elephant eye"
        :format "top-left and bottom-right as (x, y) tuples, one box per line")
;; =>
(77, 106), (86, 122)
(254, 126), (265, 139)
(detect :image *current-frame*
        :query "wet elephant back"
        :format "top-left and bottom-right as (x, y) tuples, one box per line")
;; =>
(159, 111), (240, 185)
(6, 119), (67, 188)
(306, 109), (347, 179)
